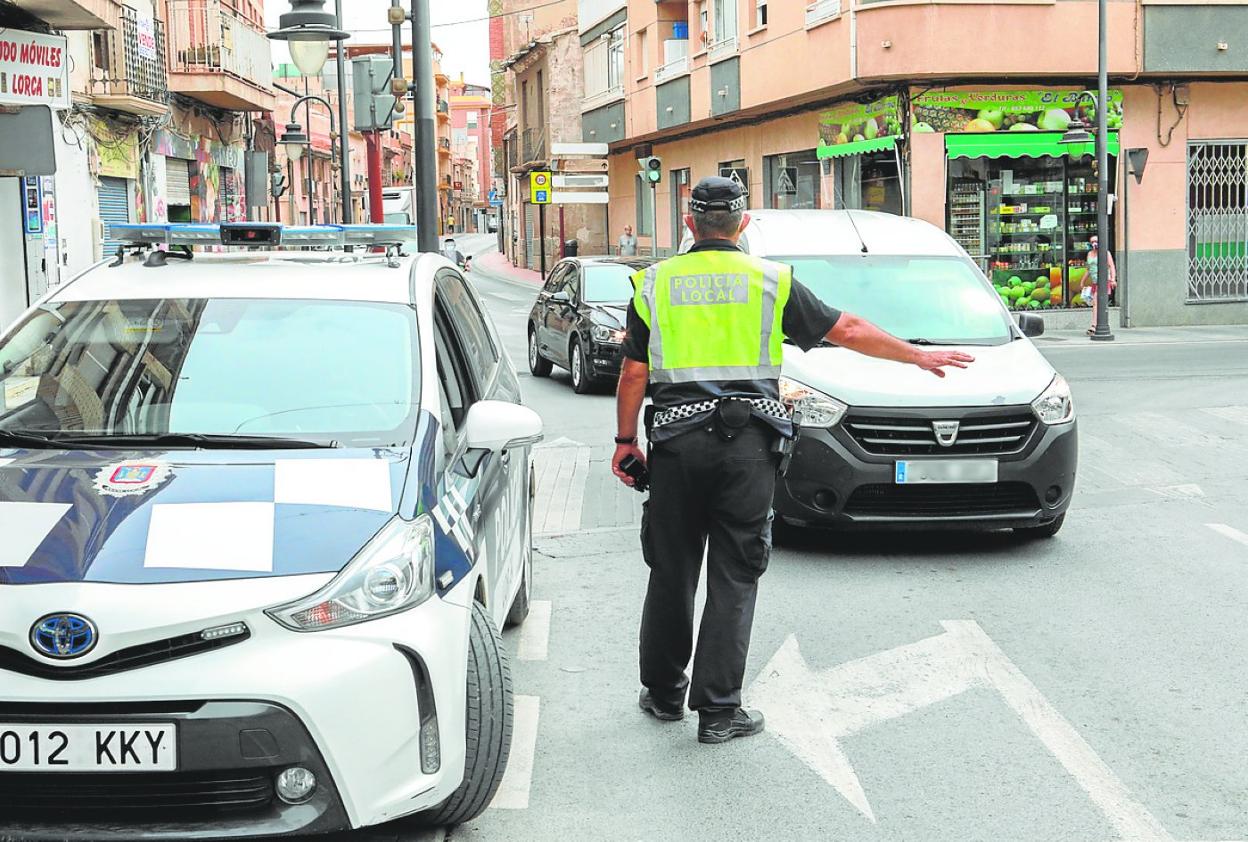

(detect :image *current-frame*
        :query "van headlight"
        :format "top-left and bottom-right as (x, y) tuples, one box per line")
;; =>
(1031, 374), (1075, 425)
(779, 376), (848, 428)
(267, 515), (435, 631)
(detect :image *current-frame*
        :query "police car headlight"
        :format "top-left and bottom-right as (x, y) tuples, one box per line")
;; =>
(267, 515), (435, 631)
(1031, 374), (1075, 425)
(591, 325), (626, 344)
(779, 376), (848, 428)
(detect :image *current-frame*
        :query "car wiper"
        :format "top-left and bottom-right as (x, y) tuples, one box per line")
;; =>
(50, 433), (336, 450)
(0, 429), (64, 449)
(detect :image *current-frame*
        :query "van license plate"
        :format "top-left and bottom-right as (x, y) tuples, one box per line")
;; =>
(0, 724), (176, 771)
(895, 459), (998, 484)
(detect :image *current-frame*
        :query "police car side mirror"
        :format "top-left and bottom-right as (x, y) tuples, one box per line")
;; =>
(464, 400), (544, 454)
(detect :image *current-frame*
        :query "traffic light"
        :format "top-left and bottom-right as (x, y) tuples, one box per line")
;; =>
(351, 55), (396, 132)
(270, 171), (287, 198)
(641, 156), (663, 185)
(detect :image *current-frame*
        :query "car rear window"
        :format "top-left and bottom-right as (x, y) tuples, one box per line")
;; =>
(0, 298), (419, 447)
(775, 255), (1014, 345)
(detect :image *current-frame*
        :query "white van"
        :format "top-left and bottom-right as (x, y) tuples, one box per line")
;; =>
(682, 209), (1077, 536)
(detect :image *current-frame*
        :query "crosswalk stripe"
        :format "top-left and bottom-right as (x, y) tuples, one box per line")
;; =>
(491, 695), (540, 810)
(1207, 523), (1248, 547)
(517, 600), (551, 661)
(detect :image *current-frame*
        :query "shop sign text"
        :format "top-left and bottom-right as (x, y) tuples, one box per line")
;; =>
(0, 30), (70, 109)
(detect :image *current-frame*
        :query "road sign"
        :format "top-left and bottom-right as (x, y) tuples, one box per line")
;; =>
(552, 158), (609, 174)
(488, 188), (503, 207)
(774, 166), (797, 195)
(552, 174), (608, 189)
(550, 142), (609, 157)
(552, 192), (609, 205)
(719, 166), (750, 197)
(529, 171), (552, 204)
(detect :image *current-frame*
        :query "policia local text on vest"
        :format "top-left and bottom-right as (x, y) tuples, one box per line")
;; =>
(612, 176), (976, 745)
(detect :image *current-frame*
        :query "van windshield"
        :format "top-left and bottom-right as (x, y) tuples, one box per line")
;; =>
(775, 255), (1014, 346)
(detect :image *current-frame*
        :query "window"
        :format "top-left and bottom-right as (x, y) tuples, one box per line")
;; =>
(583, 266), (637, 303)
(698, 1), (709, 45)
(607, 25), (625, 88)
(0, 299), (419, 447)
(466, 110), (478, 128)
(671, 167), (691, 249)
(436, 270), (499, 393)
(763, 149), (824, 210)
(635, 27), (648, 77)
(543, 262), (571, 294)
(756, 0), (768, 27)
(1187, 141), (1248, 302)
(636, 174), (654, 237)
(585, 26), (626, 98)
(433, 301), (473, 433)
(536, 71), (545, 127)
(713, 0), (737, 44)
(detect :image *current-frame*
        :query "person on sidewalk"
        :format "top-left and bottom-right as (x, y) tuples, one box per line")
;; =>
(612, 176), (975, 744)
(1084, 235), (1117, 335)
(618, 225), (638, 257)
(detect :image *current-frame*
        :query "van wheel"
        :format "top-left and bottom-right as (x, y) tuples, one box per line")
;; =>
(415, 602), (513, 827)
(528, 327), (552, 377)
(1015, 513), (1065, 539)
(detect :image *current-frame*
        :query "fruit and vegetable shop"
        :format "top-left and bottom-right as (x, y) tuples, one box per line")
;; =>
(818, 88), (1124, 312)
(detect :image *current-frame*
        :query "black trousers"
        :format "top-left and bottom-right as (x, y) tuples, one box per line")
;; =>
(639, 422), (779, 712)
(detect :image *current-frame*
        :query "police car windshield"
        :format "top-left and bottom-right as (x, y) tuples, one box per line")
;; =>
(776, 255), (1013, 346)
(0, 298), (419, 448)
(583, 266), (636, 303)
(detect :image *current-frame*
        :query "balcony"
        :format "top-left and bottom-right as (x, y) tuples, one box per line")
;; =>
(165, 0), (275, 112)
(437, 98), (450, 122)
(89, 6), (168, 117)
(521, 127), (546, 164)
(805, 0), (841, 27)
(654, 56), (690, 84)
(707, 36), (738, 63)
(8, 0), (121, 29)
(438, 136), (452, 157)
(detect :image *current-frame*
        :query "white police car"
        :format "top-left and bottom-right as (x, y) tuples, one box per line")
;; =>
(0, 223), (541, 838)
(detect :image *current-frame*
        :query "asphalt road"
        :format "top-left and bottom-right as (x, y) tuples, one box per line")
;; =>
(346, 238), (1248, 841)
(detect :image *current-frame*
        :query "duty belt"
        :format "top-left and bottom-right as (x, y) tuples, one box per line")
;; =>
(651, 397), (790, 430)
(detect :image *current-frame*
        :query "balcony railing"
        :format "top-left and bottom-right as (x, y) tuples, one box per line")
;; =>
(90, 7), (168, 107)
(654, 56), (690, 84)
(522, 127), (546, 163)
(439, 137), (452, 150)
(805, 0), (841, 26)
(437, 99), (450, 114)
(707, 36), (738, 62)
(582, 83), (624, 112)
(166, 0), (273, 93)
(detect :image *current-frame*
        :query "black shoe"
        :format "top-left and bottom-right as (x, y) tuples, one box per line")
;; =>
(639, 689), (684, 722)
(698, 708), (765, 744)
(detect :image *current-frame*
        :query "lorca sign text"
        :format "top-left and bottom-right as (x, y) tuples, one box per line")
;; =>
(0, 30), (70, 108)
(670, 274), (750, 305)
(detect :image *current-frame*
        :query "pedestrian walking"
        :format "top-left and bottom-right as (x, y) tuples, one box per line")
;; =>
(618, 225), (638, 256)
(612, 176), (975, 744)
(1084, 235), (1117, 335)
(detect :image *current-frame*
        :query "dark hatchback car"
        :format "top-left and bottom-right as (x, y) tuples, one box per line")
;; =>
(527, 256), (655, 393)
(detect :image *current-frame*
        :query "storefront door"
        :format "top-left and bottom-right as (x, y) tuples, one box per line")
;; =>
(97, 176), (131, 262)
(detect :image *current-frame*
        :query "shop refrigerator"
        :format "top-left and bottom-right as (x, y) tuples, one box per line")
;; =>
(948, 178), (985, 269)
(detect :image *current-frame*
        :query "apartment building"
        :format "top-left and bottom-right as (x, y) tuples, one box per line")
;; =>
(493, 0), (607, 270)
(0, 0), (274, 325)
(586, 0), (1248, 327)
(449, 76), (493, 232)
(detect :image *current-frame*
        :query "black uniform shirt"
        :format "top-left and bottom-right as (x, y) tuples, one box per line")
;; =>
(622, 239), (842, 440)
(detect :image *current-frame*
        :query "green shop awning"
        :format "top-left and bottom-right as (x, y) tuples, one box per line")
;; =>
(817, 135), (898, 160)
(945, 131), (1119, 160)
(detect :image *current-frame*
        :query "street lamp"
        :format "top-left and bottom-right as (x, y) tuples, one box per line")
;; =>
(279, 122), (308, 161)
(268, 1), (353, 224)
(279, 95), (337, 225)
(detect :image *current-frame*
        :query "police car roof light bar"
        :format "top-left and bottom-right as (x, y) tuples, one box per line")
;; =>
(107, 223), (418, 250)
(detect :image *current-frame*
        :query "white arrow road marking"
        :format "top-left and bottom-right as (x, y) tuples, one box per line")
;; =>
(746, 621), (1179, 841)
(1207, 523), (1248, 547)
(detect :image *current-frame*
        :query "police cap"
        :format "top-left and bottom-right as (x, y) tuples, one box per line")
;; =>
(689, 176), (747, 213)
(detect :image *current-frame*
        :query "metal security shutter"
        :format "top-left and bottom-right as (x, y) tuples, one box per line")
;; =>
(166, 158), (191, 205)
(97, 177), (131, 259)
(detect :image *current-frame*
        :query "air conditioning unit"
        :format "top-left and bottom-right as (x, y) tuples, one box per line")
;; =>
(663, 39), (689, 65)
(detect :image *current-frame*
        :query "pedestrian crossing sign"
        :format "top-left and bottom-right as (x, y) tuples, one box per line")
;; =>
(530, 171), (552, 205)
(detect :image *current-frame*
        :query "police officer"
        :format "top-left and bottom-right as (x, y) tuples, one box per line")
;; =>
(613, 176), (974, 744)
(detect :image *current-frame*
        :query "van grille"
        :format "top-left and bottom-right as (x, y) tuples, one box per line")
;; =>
(844, 482), (1040, 518)
(846, 410), (1037, 456)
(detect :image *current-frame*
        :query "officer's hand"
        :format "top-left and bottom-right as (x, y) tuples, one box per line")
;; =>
(611, 443), (646, 486)
(916, 350), (975, 378)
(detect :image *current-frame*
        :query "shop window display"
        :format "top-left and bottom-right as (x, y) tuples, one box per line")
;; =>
(947, 154), (1115, 311)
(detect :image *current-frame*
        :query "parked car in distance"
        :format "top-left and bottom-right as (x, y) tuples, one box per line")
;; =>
(527, 256), (655, 393)
(681, 209), (1077, 537)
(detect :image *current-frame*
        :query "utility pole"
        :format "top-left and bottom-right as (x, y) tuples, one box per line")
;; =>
(389, 1), (440, 253)
(334, 0), (352, 223)
(1090, 0), (1114, 341)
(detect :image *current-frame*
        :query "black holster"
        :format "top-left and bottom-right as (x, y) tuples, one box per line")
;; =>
(773, 410), (803, 476)
(714, 398), (752, 441)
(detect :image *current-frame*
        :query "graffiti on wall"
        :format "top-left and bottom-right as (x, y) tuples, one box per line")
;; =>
(154, 130), (245, 223)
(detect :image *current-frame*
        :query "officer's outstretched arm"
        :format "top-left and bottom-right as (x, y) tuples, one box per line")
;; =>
(828, 314), (975, 378)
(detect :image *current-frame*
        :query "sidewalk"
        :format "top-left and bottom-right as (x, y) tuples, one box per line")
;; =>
(474, 251), (544, 286)
(1037, 324), (1248, 345)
